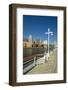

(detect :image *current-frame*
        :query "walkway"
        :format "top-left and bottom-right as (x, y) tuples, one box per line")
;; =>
(26, 49), (57, 74)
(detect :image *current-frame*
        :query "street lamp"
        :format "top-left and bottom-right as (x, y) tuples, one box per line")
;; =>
(45, 28), (53, 60)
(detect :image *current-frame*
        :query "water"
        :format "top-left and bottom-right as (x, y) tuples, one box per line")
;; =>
(23, 47), (54, 74)
(23, 48), (47, 58)
(23, 48), (47, 72)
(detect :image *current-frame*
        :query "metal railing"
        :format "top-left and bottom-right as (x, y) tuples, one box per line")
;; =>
(23, 54), (44, 74)
(23, 56), (36, 74)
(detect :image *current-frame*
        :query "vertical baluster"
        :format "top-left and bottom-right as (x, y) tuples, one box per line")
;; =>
(34, 56), (36, 66)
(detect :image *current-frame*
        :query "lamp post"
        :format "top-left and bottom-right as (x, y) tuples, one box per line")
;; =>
(45, 28), (53, 60)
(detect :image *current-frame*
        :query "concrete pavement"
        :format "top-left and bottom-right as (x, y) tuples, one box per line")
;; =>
(26, 49), (57, 74)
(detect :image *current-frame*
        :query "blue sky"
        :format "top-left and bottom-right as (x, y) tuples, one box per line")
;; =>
(23, 15), (57, 44)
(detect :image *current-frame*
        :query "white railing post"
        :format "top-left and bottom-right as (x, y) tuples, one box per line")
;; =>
(34, 56), (36, 66)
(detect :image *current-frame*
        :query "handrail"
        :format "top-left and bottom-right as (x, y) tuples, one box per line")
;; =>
(24, 54), (44, 60)
(23, 58), (34, 64)
(23, 54), (44, 65)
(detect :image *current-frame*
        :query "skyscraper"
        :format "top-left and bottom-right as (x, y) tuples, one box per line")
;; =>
(29, 35), (32, 47)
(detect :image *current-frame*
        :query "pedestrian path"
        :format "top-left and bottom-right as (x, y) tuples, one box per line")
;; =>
(26, 49), (57, 74)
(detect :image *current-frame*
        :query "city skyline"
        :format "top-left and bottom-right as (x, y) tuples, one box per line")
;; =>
(23, 15), (57, 44)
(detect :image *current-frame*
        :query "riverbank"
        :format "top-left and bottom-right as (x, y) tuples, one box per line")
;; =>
(26, 48), (57, 74)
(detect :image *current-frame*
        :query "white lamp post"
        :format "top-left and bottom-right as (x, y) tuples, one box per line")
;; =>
(45, 28), (53, 60)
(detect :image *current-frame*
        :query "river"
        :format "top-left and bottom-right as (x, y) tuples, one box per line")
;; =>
(23, 48), (47, 58)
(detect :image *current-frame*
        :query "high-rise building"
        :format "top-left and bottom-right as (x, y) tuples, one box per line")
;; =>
(29, 35), (32, 47)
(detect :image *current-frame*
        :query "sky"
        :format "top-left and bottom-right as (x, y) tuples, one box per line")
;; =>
(23, 15), (57, 44)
